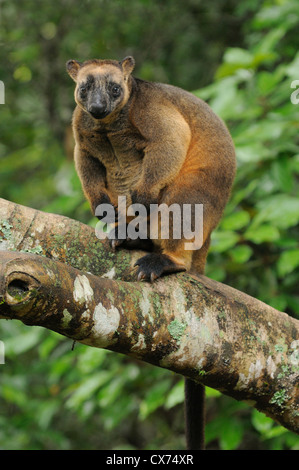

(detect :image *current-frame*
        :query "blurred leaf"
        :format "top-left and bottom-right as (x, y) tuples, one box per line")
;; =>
(165, 380), (184, 409)
(13, 65), (32, 82)
(102, 394), (136, 431)
(205, 387), (221, 398)
(253, 195), (299, 230)
(235, 142), (272, 164)
(271, 156), (294, 193)
(285, 52), (299, 79)
(97, 375), (125, 408)
(216, 49), (254, 79)
(230, 244), (253, 263)
(257, 70), (284, 96)
(277, 249), (299, 277)
(221, 210), (250, 230)
(66, 371), (112, 409)
(253, 26), (286, 56)
(224, 47), (254, 65)
(251, 409), (273, 434)
(234, 121), (287, 146)
(2, 378), (27, 407)
(4, 327), (44, 356)
(244, 224), (280, 243)
(210, 230), (240, 252)
(268, 295), (288, 312)
(206, 264), (226, 282)
(139, 380), (172, 420)
(219, 419), (244, 450)
(37, 401), (59, 430)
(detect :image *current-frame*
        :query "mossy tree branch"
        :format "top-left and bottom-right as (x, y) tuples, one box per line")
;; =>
(0, 198), (298, 434)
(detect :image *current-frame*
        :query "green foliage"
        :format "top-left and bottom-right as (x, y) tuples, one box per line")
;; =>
(198, 3), (299, 320)
(0, 0), (299, 451)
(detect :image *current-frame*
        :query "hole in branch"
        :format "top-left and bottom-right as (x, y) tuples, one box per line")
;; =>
(7, 279), (30, 300)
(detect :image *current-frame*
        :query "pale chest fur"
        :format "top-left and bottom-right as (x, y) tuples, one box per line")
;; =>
(80, 124), (145, 199)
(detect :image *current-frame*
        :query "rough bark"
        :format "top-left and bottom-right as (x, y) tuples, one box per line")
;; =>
(0, 198), (298, 434)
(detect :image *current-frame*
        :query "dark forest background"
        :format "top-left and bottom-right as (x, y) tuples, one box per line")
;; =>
(0, 0), (299, 450)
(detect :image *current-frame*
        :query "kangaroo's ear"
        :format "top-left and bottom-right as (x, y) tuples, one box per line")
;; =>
(120, 56), (135, 79)
(66, 60), (82, 82)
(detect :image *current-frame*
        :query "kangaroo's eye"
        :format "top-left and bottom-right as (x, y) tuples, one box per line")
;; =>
(111, 84), (121, 98)
(79, 85), (87, 95)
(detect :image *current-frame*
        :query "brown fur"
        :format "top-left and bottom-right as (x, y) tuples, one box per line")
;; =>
(67, 56), (236, 449)
(67, 56), (236, 278)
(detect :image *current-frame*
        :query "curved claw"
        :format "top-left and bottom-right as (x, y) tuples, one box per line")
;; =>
(110, 239), (116, 251)
(134, 253), (186, 283)
(137, 271), (146, 282)
(150, 272), (158, 283)
(108, 225), (127, 251)
(110, 238), (123, 251)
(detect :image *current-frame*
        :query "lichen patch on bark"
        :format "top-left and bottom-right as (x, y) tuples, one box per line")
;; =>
(73, 274), (94, 305)
(88, 301), (121, 348)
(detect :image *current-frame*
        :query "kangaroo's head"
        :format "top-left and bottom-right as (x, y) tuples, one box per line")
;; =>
(66, 57), (135, 120)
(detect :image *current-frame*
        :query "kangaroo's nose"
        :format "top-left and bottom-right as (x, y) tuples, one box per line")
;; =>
(88, 104), (107, 119)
